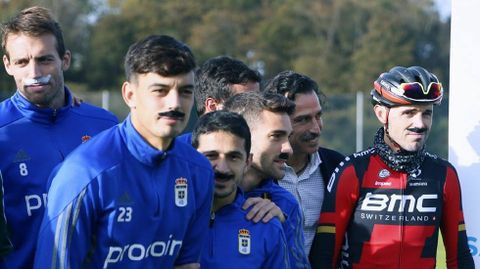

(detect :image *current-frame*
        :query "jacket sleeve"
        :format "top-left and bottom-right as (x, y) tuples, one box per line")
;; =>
(311, 160), (359, 269)
(34, 168), (99, 269)
(441, 165), (474, 269)
(174, 169), (214, 266)
(263, 223), (291, 269)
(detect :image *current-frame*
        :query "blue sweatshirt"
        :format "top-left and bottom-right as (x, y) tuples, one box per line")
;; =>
(246, 179), (311, 269)
(34, 116), (214, 269)
(201, 188), (290, 269)
(0, 89), (117, 269)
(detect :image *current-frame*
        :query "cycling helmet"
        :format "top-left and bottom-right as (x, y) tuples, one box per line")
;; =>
(370, 66), (443, 107)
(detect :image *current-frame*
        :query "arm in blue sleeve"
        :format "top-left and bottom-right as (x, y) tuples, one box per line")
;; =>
(263, 224), (291, 269)
(34, 173), (99, 269)
(284, 205), (310, 269)
(174, 170), (214, 266)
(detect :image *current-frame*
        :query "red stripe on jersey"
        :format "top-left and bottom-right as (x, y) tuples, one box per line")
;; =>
(441, 166), (464, 269)
(354, 224), (435, 268)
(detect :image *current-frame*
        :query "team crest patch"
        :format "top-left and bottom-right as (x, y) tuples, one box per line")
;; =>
(175, 177), (188, 207)
(238, 229), (251, 255)
(378, 169), (390, 178)
(81, 135), (92, 143)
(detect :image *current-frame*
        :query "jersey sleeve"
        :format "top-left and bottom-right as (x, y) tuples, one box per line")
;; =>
(263, 223), (291, 269)
(174, 169), (214, 266)
(312, 161), (359, 269)
(283, 201), (310, 269)
(440, 165), (474, 269)
(34, 168), (99, 269)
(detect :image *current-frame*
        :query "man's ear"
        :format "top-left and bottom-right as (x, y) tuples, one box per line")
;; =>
(373, 104), (388, 125)
(205, 97), (220, 113)
(122, 81), (136, 109)
(245, 153), (253, 171)
(3, 55), (13, 76)
(61, 50), (71, 71)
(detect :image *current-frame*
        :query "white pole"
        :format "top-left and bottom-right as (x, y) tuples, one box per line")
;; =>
(102, 90), (110, 111)
(356, 91), (364, 152)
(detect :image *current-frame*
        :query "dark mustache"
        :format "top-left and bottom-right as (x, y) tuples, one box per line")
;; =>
(300, 132), (319, 141)
(408, 127), (428, 134)
(214, 171), (234, 180)
(278, 152), (289, 161)
(158, 110), (185, 119)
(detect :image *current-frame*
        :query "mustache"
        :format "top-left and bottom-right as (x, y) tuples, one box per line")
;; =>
(300, 132), (319, 142)
(24, 75), (51, 86)
(407, 127), (428, 134)
(278, 152), (290, 161)
(158, 110), (185, 119)
(214, 171), (234, 181)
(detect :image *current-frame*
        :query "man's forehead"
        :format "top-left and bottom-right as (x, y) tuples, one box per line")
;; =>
(394, 104), (433, 112)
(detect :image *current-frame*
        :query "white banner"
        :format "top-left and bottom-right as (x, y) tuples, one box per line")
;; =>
(449, 0), (480, 266)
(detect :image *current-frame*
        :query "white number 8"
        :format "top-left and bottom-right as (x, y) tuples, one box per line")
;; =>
(19, 163), (29, 176)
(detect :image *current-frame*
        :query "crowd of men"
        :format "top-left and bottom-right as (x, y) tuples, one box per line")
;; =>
(0, 6), (475, 269)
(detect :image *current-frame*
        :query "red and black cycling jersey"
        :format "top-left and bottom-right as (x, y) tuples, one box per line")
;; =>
(312, 148), (474, 269)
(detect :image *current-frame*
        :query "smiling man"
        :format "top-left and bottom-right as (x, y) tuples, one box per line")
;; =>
(314, 66), (474, 269)
(264, 71), (345, 261)
(34, 35), (214, 269)
(225, 91), (311, 269)
(0, 7), (117, 269)
(191, 110), (289, 269)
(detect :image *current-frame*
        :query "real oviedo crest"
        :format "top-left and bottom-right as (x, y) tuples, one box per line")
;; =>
(175, 177), (188, 207)
(238, 229), (251, 255)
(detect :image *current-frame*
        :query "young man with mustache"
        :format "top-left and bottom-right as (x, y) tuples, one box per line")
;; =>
(191, 110), (289, 269)
(0, 7), (117, 268)
(313, 66), (474, 268)
(178, 56), (284, 224)
(34, 35), (214, 269)
(263, 71), (345, 262)
(225, 91), (311, 269)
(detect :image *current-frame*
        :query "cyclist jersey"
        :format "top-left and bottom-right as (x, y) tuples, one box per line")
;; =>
(0, 89), (117, 269)
(201, 188), (290, 269)
(246, 179), (311, 269)
(34, 116), (214, 269)
(313, 148), (474, 269)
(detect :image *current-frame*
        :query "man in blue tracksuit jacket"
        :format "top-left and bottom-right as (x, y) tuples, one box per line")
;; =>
(225, 91), (311, 269)
(35, 35), (214, 269)
(0, 7), (117, 268)
(192, 110), (290, 269)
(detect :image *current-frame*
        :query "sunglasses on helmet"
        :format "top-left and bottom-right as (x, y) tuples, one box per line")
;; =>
(394, 82), (443, 102)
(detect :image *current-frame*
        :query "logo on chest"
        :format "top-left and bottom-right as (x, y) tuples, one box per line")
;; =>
(175, 177), (188, 207)
(238, 229), (251, 255)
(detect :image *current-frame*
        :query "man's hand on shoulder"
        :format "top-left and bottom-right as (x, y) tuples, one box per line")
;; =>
(242, 197), (285, 223)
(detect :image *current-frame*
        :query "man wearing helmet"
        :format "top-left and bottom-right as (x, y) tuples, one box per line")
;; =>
(312, 66), (474, 268)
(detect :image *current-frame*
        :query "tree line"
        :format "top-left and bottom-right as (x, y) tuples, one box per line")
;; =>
(0, 0), (450, 156)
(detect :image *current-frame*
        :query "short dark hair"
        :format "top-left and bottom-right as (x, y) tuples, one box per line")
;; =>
(264, 70), (325, 106)
(2, 6), (66, 58)
(192, 110), (251, 155)
(194, 56), (261, 115)
(224, 91), (295, 127)
(124, 35), (196, 81)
